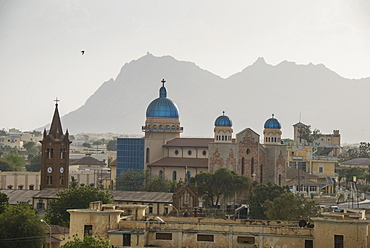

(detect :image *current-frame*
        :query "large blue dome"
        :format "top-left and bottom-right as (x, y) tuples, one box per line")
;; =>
(146, 81), (179, 118)
(264, 115), (281, 129)
(215, 112), (232, 127)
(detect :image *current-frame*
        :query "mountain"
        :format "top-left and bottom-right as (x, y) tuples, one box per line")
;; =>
(55, 53), (370, 143)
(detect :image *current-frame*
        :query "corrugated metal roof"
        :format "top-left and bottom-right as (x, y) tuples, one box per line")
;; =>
(148, 157), (208, 168)
(110, 191), (173, 203)
(32, 188), (63, 199)
(3, 188), (173, 204)
(340, 158), (370, 166)
(163, 138), (214, 147)
(0, 189), (40, 204)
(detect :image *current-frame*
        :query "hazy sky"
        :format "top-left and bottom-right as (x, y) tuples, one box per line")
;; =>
(1, 0), (369, 140)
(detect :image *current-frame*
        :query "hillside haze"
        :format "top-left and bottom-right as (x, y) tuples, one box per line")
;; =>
(55, 53), (370, 143)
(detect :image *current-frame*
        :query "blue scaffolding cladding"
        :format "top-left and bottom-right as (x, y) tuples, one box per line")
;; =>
(116, 138), (145, 178)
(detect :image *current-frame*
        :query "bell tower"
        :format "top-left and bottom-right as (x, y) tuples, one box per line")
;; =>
(40, 99), (71, 190)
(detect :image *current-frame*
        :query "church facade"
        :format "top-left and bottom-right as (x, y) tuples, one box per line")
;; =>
(40, 101), (71, 190)
(116, 80), (287, 185)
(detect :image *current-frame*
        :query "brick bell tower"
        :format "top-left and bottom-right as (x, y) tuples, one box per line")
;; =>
(40, 99), (71, 190)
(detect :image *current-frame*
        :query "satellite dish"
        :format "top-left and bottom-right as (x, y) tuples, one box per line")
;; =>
(299, 219), (307, 227)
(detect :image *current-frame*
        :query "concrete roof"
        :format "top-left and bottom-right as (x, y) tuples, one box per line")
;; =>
(0, 189), (40, 205)
(148, 157), (208, 168)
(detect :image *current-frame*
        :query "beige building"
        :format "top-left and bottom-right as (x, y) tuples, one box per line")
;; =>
(67, 201), (370, 248)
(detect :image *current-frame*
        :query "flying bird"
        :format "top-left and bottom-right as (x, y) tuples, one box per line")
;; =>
(81, 51), (85, 55)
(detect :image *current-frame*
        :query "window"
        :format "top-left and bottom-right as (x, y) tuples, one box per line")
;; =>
(278, 174), (282, 186)
(146, 148), (150, 163)
(188, 150), (192, 156)
(174, 150), (179, 155)
(156, 233), (172, 240)
(7, 185), (13, 189)
(319, 167), (323, 173)
(59, 176), (64, 185)
(305, 240), (313, 248)
(84, 225), (92, 236)
(202, 150), (207, 156)
(246, 149), (250, 154)
(172, 171), (177, 181)
(29, 184), (34, 190)
(149, 205), (153, 214)
(237, 236), (255, 244)
(18, 185), (24, 190)
(334, 235), (343, 248)
(46, 176), (52, 185)
(241, 158), (245, 175)
(36, 200), (45, 210)
(159, 170), (163, 178)
(197, 234), (214, 242)
(60, 149), (66, 159)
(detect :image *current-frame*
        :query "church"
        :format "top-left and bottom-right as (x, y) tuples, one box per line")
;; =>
(116, 80), (287, 185)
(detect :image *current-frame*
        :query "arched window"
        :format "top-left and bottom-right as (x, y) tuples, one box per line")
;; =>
(146, 148), (150, 163)
(251, 157), (254, 176)
(278, 174), (282, 186)
(172, 171), (177, 181)
(260, 164), (263, 183)
(159, 170), (163, 178)
(241, 157), (245, 175)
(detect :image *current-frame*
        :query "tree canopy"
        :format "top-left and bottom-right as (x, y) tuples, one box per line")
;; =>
(0, 203), (45, 248)
(297, 125), (321, 144)
(45, 186), (114, 226)
(26, 154), (41, 172)
(190, 168), (250, 208)
(0, 192), (9, 214)
(248, 182), (287, 219)
(60, 235), (110, 248)
(264, 192), (319, 221)
(116, 169), (177, 192)
(0, 154), (26, 171)
(106, 139), (117, 151)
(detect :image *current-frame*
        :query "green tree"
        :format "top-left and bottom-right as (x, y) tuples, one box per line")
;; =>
(29, 130), (42, 136)
(359, 142), (370, 158)
(92, 140), (103, 146)
(0, 203), (45, 248)
(248, 182), (287, 219)
(45, 186), (114, 226)
(82, 142), (92, 148)
(264, 192), (319, 221)
(143, 174), (172, 192)
(0, 154), (25, 171)
(61, 235), (110, 248)
(0, 128), (7, 136)
(106, 139), (117, 151)
(70, 176), (78, 188)
(26, 154), (41, 172)
(191, 168), (250, 208)
(0, 192), (9, 214)
(298, 125), (321, 144)
(23, 141), (36, 151)
(116, 170), (146, 191)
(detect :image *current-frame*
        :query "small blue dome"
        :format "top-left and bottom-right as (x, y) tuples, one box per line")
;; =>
(264, 115), (281, 129)
(146, 80), (179, 118)
(215, 112), (232, 127)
